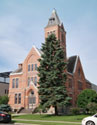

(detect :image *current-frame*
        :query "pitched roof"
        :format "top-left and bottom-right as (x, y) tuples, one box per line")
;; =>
(46, 9), (61, 27)
(12, 68), (22, 74)
(67, 56), (77, 74)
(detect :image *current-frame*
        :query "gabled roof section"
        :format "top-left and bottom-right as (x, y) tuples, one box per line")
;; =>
(12, 68), (22, 74)
(10, 68), (22, 75)
(67, 56), (78, 74)
(10, 46), (41, 76)
(33, 46), (42, 56)
(46, 9), (61, 27)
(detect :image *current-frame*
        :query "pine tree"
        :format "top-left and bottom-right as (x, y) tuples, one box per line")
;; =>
(38, 34), (70, 115)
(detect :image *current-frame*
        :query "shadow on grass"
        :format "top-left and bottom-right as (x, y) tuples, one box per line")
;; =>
(0, 120), (15, 124)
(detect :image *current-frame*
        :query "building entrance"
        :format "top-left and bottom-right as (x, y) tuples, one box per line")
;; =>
(28, 90), (36, 109)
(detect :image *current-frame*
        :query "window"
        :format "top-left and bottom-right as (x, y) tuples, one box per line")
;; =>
(31, 64), (33, 71)
(18, 93), (21, 104)
(15, 94), (17, 104)
(12, 79), (15, 88)
(34, 77), (37, 86)
(68, 79), (72, 88)
(28, 65), (30, 71)
(35, 64), (37, 70)
(5, 89), (6, 94)
(28, 77), (30, 86)
(31, 77), (33, 82)
(32, 96), (36, 104)
(78, 81), (83, 90)
(16, 78), (19, 88)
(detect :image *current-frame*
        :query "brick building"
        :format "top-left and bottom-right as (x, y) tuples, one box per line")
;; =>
(9, 9), (91, 111)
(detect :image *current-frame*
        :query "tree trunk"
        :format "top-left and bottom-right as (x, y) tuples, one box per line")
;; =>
(55, 105), (58, 115)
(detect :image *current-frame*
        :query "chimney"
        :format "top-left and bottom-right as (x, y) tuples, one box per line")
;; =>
(18, 63), (22, 69)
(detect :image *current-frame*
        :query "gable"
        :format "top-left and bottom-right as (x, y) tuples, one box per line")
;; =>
(10, 46), (41, 75)
(67, 56), (77, 73)
(24, 46), (41, 63)
(74, 56), (85, 79)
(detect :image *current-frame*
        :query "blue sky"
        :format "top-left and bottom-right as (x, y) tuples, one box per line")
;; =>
(0, 0), (97, 84)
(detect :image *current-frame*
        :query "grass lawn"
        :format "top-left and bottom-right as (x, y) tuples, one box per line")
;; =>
(13, 120), (80, 125)
(13, 114), (89, 122)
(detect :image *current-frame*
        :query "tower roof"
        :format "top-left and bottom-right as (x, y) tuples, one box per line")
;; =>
(46, 9), (61, 27)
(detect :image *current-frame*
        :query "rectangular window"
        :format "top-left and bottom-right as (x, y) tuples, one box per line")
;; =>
(12, 79), (15, 88)
(35, 64), (37, 70)
(34, 77), (37, 86)
(78, 81), (83, 90)
(28, 77), (30, 86)
(32, 64), (33, 71)
(28, 65), (30, 71)
(15, 94), (17, 104)
(18, 93), (21, 104)
(16, 78), (19, 88)
(31, 77), (33, 82)
(32, 96), (36, 104)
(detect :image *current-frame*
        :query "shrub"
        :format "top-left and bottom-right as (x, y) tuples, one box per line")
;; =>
(86, 102), (97, 114)
(77, 89), (97, 110)
(0, 104), (12, 112)
(70, 107), (80, 115)
(0, 96), (9, 104)
(33, 105), (47, 114)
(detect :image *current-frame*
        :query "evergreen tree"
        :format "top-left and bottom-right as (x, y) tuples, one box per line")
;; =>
(38, 34), (70, 115)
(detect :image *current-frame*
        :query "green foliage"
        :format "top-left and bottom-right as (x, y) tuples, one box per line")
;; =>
(86, 102), (97, 114)
(70, 107), (80, 115)
(0, 104), (12, 112)
(77, 89), (97, 110)
(38, 34), (70, 115)
(0, 95), (9, 104)
(33, 105), (47, 114)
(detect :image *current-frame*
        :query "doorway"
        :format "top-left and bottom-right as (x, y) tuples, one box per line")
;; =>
(28, 90), (36, 109)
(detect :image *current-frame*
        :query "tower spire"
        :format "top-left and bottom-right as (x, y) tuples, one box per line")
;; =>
(46, 9), (61, 27)
(45, 10), (67, 59)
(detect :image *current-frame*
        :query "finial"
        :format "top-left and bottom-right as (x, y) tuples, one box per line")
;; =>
(52, 8), (56, 13)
